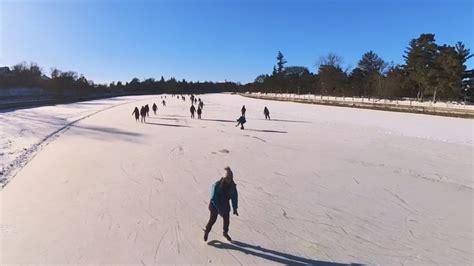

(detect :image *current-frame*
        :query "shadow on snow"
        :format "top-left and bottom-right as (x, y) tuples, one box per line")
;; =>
(208, 240), (359, 265)
(245, 129), (288, 134)
(145, 122), (190, 128)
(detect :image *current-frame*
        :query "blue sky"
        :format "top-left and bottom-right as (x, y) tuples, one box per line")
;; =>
(1, 0), (473, 84)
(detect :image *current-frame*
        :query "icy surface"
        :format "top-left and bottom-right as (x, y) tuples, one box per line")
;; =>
(0, 94), (472, 264)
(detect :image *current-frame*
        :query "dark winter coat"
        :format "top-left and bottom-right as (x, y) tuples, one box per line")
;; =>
(210, 178), (238, 214)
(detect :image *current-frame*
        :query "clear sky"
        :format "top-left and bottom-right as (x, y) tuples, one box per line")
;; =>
(1, 0), (473, 84)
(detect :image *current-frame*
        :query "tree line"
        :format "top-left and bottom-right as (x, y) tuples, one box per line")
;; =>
(1, 33), (472, 103)
(0, 63), (238, 99)
(247, 33), (473, 103)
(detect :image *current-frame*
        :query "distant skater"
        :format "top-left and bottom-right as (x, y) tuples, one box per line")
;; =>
(140, 106), (146, 123)
(152, 103), (158, 115)
(199, 100), (204, 110)
(241, 105), (246, 117)
(162, 100), (166, 106)
(204, 167), (238, 242)
(197, 106), (202, 119)
(190, 104), (196, 118)
(145, 104), (150, 117)
(132, 107), (139, 122)
(235, 115), (246, 130)
(264, 106), (270, 120)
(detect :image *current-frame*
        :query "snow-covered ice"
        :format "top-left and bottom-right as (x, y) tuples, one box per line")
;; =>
(0, 94), (472, 264)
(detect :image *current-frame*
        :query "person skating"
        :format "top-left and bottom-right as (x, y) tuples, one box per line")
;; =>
(140, 106), (146, 123)
(241, 105), (246, 117)
(152, 103), (158, 115)
(162, 100), (166, 106)
(199, 100), (204, 110)
(132, 107), (140, 122)
(204, 167), (238, 242)
(264, 106), (270, 120)
(235, 115), (246, 130)
(190, 104), (196, 118)
(145, 104), (150, 117)
(197, 106), (202, 119)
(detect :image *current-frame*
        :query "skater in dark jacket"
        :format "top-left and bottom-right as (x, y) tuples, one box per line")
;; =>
(132, 107), (140, 122)
(145, 104), (150, 117)
(197, 106), (202, 119)
(241, 105), (246, 117)
(152, 103), (158, 115)
(235, 115), (246, 130)
(204, 167), (238, 242)
(264, 106), (270, 120)
(140, 106), (146, 123)
(162, 100), (166, 106)
(190, 104), (196, 118)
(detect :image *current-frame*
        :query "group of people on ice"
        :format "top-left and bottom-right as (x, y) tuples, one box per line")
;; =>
(189, 98), (205, 119)
(132, 104), (151, 123)
(132, 94), (272, 131)
(132, 100), (167, 123)
(235, 105), (271, 129)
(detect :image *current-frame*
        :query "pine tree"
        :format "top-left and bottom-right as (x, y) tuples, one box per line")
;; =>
(432, 45), (464, 102)
(358, 51), (386, 74)
(404, 33), (438, 101)
(276, 51), (287, 75)
(357, 51), (387, 97)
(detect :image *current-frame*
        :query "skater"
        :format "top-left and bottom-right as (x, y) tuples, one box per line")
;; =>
(132, 107), (139, 122)
(152, 103), (158, 115)
(235, 115), (246, 130)
(241, 105), (246, 117)
(204, 166), (238, 242)
(197, 106), (202, 119)
(145, 104), (150, 117)
(190, 104), (196, 118)
(140, 106), (146, 123)
(199, 100), (204, 110)
(264, 106), (270, 120)
(162, 100), (166, 106)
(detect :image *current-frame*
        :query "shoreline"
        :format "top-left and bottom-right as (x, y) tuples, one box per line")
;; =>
(240, 93), (474, 119)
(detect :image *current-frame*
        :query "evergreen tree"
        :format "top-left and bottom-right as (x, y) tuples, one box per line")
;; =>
(276, 51), (287, 74)
(357, 51), (387, 97)
(432, 45), (463, 102)
(404, 33), (438, 101)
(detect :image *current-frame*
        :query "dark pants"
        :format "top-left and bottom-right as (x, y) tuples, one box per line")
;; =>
(205, 203), (229, 234)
